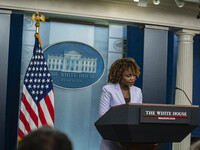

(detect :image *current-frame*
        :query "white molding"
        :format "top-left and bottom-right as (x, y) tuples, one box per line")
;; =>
(0, 9), (11, 14)
(176, 29), (200, 35)
(145, 25), (169, 30)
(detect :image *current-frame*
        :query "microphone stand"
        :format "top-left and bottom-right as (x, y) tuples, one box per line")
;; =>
(175, 87), (192, 105)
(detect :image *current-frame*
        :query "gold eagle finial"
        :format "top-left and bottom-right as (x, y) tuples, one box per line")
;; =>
(32, 11), (45, 33)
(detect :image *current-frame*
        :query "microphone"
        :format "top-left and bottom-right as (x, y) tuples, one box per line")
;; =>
(175, 87), (192, 105)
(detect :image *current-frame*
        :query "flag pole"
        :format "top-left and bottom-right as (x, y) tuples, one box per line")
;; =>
(18, 11), (54, 141)
(32, 11), (45, 34)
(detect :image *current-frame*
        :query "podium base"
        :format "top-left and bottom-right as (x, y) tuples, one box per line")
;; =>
(119, 142), (163, 150)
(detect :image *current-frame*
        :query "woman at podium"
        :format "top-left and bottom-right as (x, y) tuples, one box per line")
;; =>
(98, 57), (143, 150)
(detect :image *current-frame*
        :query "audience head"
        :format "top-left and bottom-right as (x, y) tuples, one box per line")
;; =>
(17, 125), (72, 150)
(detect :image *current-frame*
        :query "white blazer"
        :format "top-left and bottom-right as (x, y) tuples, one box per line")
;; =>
(98, 83), (143, 150)
(99, 83), (143, 117)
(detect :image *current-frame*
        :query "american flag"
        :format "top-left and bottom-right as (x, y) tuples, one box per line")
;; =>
(18, 34), (54, 140)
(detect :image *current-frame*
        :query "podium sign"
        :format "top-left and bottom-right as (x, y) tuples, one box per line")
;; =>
(140, 106), (191, 124)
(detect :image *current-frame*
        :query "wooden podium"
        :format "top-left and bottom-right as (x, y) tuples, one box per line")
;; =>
(95, 103), (199, 150)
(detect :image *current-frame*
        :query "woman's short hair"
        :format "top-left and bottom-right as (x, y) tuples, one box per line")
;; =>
(17, 126), (72, 150)
(108, 57), (140, 83)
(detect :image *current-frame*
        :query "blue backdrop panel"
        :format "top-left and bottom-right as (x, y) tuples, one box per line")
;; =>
(192, 35), (200, 138)
(166, 30), (176, 105)
(126, 26), (144, 89)
(5, 13), (23, 150)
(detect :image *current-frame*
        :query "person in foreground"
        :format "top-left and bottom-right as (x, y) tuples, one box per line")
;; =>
(98, 57), (143, 150)
(17, 125), (72, 150)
